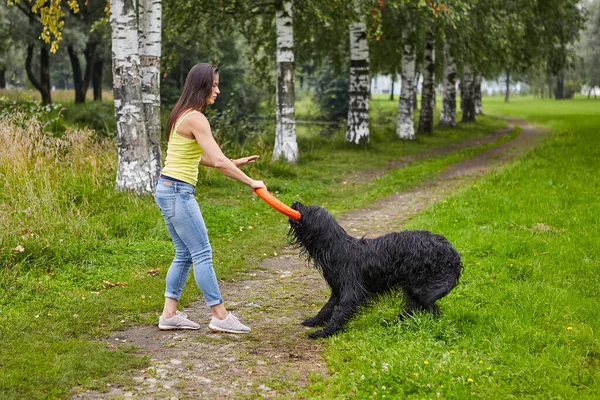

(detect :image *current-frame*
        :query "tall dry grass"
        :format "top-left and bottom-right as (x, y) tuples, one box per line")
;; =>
(0, 114), (115, 270)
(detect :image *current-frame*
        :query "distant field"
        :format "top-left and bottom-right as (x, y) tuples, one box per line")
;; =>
(0, 88), (114, 102)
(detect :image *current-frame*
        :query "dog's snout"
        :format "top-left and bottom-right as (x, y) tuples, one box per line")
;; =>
(291, 201), (302, 210)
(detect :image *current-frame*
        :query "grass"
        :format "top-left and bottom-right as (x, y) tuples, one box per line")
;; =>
(0, 88), (114, 103)
(301, 96), (600, 399)
(1, 93), (597, 398)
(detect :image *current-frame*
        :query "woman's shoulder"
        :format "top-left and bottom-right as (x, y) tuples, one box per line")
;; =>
(178, 110), (210, 135)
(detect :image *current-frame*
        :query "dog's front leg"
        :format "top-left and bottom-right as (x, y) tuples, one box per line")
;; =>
(302, 293), (338, 327)
(309, 295), (363, 339)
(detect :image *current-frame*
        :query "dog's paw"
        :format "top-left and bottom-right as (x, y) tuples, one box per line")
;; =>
(308, 330), (328, 339)
(301, 317), (322, 327)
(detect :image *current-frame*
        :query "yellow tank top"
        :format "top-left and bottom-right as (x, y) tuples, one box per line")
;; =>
(161, 110), (204, 186)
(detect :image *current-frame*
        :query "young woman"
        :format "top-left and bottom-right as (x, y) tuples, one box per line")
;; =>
(154, 63), (266, 333)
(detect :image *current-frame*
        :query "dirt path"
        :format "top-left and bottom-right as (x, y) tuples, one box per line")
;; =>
(72, 119), (544, 399)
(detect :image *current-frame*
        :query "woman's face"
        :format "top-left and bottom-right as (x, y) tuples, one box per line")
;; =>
(207, 73), (220, 105)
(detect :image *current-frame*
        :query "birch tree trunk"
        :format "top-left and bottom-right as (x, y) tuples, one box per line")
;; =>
(346, 3), (370, 145)
(474, 72), (482, 115)
(461, 64), (476, 123)
(139, 0), (163, 186)
(504, 69), (510, 103)
(417, 30), (435, 134)
(397, 39), (416, 140)
(110, 0), (154, 193)
(272, 0), (298, 162)
(556, 72), (565, 99)
(413, 70), (419, 111)
(439, 42), (457, 127)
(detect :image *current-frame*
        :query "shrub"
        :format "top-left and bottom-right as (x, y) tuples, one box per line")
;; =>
(313, 63), (349, 123)
(0, 97), (66, 135)
(60, 101), (116, 138)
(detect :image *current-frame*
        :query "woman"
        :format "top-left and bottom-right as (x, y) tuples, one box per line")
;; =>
(154, 63), (266, 333)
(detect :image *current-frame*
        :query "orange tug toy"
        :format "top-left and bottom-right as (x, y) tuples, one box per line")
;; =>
(254, 187), (301, 221)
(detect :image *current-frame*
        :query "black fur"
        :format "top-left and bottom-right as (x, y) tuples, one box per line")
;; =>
(288, 202), (462, 339)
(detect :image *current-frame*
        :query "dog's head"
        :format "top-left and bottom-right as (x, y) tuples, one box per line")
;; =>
(288, 201), (345, 251)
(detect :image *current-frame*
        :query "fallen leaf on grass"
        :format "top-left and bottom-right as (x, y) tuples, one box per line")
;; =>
(146, 268), (159, 277)
(103, 280), (128, 288)
(11, 245), (25, 252)
(532, 222), (553, 232)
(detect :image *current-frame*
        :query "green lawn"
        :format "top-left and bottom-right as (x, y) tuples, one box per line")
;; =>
(1, 95), (597, 398)
(303, 96), (600, 398)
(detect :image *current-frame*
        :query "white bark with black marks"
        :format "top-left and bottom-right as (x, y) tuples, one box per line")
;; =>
(474, 72), (482, 115)
(461, 64), (476, 123)
(346, 3), (370, 145)
(110, 0), (153, 193)
(139, 0), (163, 187)
(504, 69), (510, 103)
(397, 41), (416, 140)
(273, 0), (298, 162)
(418, 30), (435, 134)
(439, 42), (457, 127)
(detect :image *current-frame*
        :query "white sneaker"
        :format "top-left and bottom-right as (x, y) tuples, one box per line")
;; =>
(158, 310), (200, 330)
(208, 312), (251, 334)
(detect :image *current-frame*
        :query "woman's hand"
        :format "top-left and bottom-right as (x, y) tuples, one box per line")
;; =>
(231, 155), (259, 167)
(248, 179), (266, 191)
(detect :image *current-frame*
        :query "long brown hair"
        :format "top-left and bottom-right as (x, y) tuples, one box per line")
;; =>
(165, 63), (218, 141)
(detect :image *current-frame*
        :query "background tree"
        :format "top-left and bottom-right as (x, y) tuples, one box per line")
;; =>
(460, 64), (475, 122)
(417, 0), (461, 132)
(0, 4), (25, 89)
(273, 0), (298, 162)
(346, 0), (372, 145)
(138, 0), (162, 183)
(9, 1), (53, 104)
(439, 40), (457, 127)
(397, 27), (416, 140)
(63, 1), (109, 103)
(417, 27), (436, 134)
(375, 1), (427, 140)
(110, 0), (160, 193)
(577, 0), (600, 97)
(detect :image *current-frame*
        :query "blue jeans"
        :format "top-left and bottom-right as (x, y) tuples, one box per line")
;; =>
(154, 176), (223, 306)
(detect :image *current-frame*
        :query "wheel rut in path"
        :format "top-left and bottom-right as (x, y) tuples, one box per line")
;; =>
(72, 119), (544, 399)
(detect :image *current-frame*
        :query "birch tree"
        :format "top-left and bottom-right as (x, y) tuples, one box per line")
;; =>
(473, 72), (482, 114)
(461, 64), (476, 123)
(397, 32), (416, 140)
(139, 0), (162, 184)
(576, 0), (600, 94)
(504, 69), (511, 103)
(417, 29), (436, 134)
(272, 0), (298, 162)
(110, 0), (156, 193)
(346, 2), (370, 145)
(439, 41), (457, 127)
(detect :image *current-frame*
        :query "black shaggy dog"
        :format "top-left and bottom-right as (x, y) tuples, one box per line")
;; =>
(288, 202), (462, 339)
